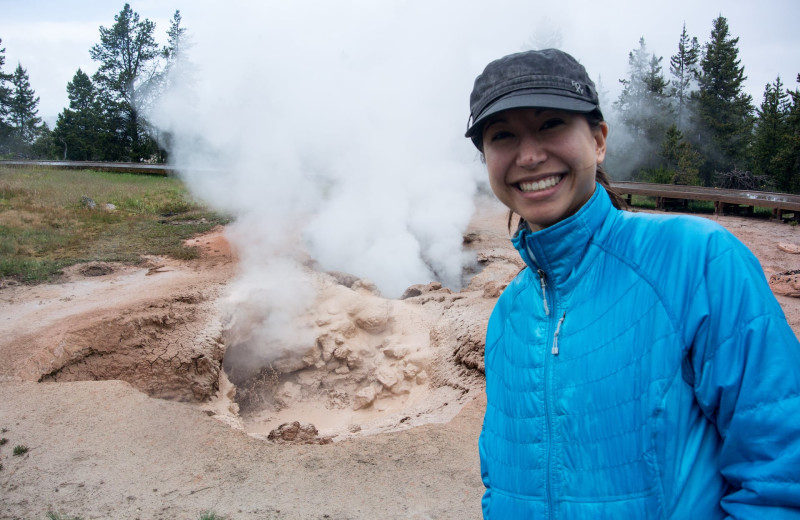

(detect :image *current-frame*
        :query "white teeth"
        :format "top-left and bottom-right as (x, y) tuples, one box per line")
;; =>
(519, 176), (560, 192)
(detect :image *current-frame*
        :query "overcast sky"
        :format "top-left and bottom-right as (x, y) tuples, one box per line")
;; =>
(1, 0), (798, 127)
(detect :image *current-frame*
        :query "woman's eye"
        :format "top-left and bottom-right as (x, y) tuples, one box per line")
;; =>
(490, 130), (513, 142)
(540, 118), (565, 130)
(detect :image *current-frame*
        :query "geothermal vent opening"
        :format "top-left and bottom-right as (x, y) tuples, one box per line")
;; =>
(216, 267), (489, 443)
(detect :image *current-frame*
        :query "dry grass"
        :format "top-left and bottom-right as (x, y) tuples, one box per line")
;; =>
(0, 166), (230, 283)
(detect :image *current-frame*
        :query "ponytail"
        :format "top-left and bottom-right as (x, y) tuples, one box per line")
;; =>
(596, 165), (628, 211)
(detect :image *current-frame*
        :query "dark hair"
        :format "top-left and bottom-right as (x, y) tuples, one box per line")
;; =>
(501, 109), (628, 233)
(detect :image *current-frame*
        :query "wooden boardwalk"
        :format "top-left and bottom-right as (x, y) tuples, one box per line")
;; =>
(611, 181), (800, 220)
(0, 160), (171, 176)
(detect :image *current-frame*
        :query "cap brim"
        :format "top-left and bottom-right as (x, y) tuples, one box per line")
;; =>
(465, 91), (598, 138)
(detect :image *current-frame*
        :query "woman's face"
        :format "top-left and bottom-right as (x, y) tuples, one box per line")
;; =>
(481, 108), (608, 231)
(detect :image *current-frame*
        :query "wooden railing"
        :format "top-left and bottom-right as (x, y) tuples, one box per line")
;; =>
(610, 181), (800, 219)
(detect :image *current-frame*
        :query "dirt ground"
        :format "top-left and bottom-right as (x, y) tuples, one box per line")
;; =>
(2, 197), (800, 520)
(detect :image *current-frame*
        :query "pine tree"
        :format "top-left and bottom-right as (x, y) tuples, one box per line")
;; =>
(669, 23), (700, 130)
(660, 124), (702, 185)
(752, 77), (789, 182)
(0, 38), (14, 154)
(153, 10), (197, 160)
(7, 63), (42, 157)
(90, 3), (161, 161)
(774, 74), (800, 193)
(53, 69), (103, 160)
(693, 16), (754, 185)
(613, 38), (673, 176)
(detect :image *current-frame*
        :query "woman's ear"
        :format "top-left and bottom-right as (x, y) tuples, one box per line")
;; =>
(594, 121), (609, 163)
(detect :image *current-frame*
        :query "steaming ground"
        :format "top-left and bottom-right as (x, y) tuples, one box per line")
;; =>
(3, 198), (800, 518)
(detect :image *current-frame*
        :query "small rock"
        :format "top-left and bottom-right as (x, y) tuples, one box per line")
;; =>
(353, 385), (378, 410)
(382, 344), (410, 359)
(375, 365), (399, 388)
(80, 195), (96, 209)
(327, 271), (360, 288)
(400, 286), (423, 299)
(267, 421), (332, 444)
(778, 242), (800, 254)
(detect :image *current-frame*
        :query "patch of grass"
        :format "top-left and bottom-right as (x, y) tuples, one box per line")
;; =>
(198, 511), (226, 520)
(12, 444), (29, 456)
(0, 437), (7, 445)
(0, 166), (231, 284)
(46, 513), (84, 520)
(627, 195), (656, 209)
(687, 200), (715, 214)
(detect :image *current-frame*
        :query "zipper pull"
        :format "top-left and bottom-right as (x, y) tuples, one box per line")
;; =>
(538, 269), (549, 316)
(552, 312), (566, 355)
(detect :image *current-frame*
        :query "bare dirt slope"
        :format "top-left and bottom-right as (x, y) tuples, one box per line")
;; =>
(2, 200), (800, 520)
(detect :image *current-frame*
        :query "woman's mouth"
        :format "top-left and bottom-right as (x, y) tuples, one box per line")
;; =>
(518, 174), (563, 193)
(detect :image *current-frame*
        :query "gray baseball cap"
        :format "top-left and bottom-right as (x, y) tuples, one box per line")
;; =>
(465, 48), (602, 150)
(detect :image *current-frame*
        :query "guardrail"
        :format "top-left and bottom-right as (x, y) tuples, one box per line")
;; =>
(0, 160), (172, 176)
(610, 181), (800, 220)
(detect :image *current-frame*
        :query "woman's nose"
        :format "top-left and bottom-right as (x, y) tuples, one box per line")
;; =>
(516, 135), (547, 168)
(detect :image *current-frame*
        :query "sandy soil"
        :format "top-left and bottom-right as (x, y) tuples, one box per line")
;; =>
(2, 199), (800, 520)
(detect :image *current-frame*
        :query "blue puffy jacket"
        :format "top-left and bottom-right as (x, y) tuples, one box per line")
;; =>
(480, 184), (800, 519)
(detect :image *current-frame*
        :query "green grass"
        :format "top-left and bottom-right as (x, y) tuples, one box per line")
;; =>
(46, 513), (84, 520)
(12, 444), (29, 456)
(0, 166), (231, 283)
(198, 512), (227, 520)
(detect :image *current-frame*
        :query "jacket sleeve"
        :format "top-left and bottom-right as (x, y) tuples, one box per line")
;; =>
(685, 231), (800, 518)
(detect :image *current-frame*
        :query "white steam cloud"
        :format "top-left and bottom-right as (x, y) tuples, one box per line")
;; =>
(150, 0), (557, 357)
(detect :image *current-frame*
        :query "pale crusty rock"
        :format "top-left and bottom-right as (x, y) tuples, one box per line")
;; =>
(353, 385), (378, 410)
(381, 344), (410, 359)
(375, 365), (400, 389)
(778, 242), (800, 254)
(352, 304), (390, 334)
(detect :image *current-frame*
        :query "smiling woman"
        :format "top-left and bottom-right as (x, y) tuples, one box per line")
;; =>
(480, 108), (606, 230)
(466, 48), (800, 519)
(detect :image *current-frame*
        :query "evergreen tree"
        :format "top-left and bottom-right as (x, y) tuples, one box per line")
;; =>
(53, 69), (103, 160)
(90, 3), (161, 161)
(30, 121), (57, 159)
(752, 77), (789, 181)
(163, 10), (188, 72)
(0, 38), (13, 154)
(613, 38), (673, 176)
(693, 16), (754, 185)
(7, 63), (43, 157)
(773, 74), (800, 193)
(669, 23), (700, 130)
(659, 124), (702, 185)
(153, 9), (195, 160)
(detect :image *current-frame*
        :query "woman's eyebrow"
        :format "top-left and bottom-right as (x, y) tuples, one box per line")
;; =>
(483, 117), (507, 130)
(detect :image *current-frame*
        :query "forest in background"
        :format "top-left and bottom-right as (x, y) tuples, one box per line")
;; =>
(1, 4), (799, 193)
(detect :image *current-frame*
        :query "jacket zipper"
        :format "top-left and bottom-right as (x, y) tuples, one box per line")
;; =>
(538, 269), (550, 316)
(539, 268), (567, 519)
(552, 312), (566, 355)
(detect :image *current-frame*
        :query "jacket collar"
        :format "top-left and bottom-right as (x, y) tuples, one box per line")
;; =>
(512, 183), (613, 286)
